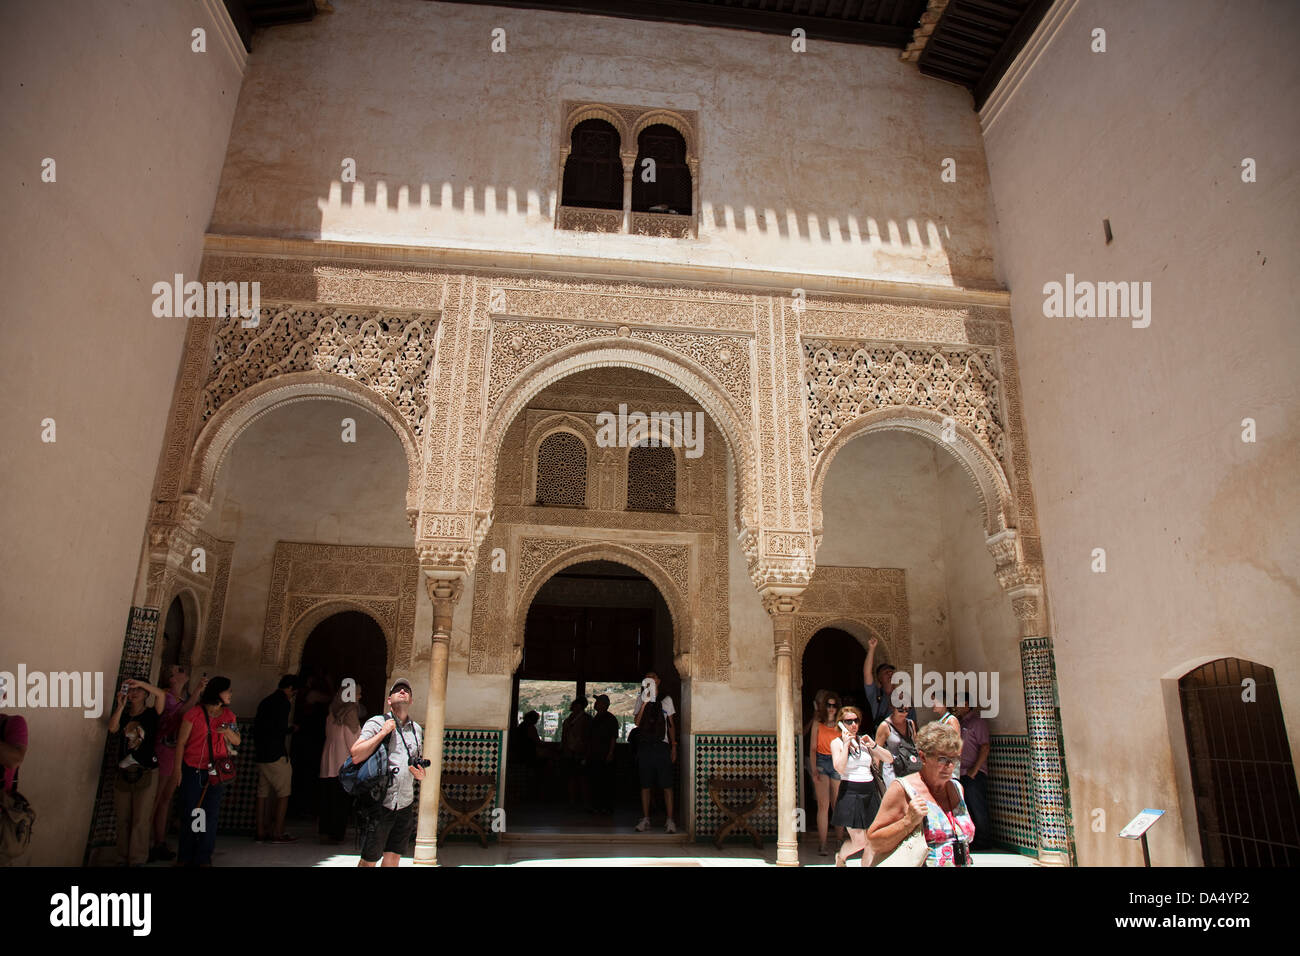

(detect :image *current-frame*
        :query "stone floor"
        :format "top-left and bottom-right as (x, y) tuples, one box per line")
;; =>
(138, 820), (1039, 867)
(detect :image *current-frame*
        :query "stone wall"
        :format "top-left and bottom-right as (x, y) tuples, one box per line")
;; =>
(979, 0), (1300, 864)
(0, 0), (245, 865)
(208, 0), (997, 287)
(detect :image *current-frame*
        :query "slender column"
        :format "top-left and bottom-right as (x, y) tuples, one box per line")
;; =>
(413, 575), (462, 866)
(763, 589), (803, 866)
(621, 150), (635, 233)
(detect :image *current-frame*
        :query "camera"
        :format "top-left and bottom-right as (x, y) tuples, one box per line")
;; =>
(953, 839), (970, 867)
(409, 758), (431, 768)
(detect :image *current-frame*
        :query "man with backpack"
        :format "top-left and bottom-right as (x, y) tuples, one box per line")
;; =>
(633, 671), (678, 834)
(349, 678), (426, 867)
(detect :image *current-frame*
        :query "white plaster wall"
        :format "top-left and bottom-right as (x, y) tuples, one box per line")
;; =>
(980, 0), (1300, 865)
(209, 0), (997, 287)
(817, 432), (954, 672)
(936, 454), (1026, 732)
(0, 1), (244, 865)
(199, 400), (413, 701)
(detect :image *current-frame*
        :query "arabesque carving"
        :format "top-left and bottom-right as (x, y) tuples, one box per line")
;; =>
(201, 304), (436, 438)
(262, 542), (420, 669)
(804, 338), (1005, 466)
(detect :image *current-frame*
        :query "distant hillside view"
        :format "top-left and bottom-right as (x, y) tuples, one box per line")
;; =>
(517, 680), (643, 743)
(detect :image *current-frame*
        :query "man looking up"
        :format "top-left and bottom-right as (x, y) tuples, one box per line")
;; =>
(350, 678), (425, 867)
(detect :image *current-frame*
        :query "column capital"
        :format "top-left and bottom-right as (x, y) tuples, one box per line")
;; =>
(759, 587), (804, 619)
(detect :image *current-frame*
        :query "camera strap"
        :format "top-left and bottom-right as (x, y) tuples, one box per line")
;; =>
(389, 712), (419, 763)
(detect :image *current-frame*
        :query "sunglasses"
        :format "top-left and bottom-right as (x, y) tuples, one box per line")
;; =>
(826, 702), (839, 708)
(926, 755), (959, 767)
(842, 718), (860, 724)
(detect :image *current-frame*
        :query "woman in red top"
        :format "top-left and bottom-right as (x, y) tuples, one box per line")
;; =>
(170, 676), (239, 866)
(805, 688), (843, 856)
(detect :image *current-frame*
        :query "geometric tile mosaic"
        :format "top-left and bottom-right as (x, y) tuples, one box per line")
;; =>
(694, 733), (777, 842)
(987, 733), (1036, 855)
(436, 728), (502, 843)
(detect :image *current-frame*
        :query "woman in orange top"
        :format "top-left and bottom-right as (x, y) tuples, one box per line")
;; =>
(806, 688), (843, 856)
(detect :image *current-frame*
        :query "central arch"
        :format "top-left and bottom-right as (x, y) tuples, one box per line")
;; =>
(479, 338), (759, 537)
(514, 542), (690, 669)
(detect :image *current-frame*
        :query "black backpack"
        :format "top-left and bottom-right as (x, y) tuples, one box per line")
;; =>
(638, 700), (665, 745)
(891, 721), (921, 780)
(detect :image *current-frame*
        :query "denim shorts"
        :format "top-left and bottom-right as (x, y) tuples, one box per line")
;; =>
(815, 754), (841, 781)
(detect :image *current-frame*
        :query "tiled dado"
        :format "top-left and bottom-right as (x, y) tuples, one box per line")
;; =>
(693, 733), (778, 842)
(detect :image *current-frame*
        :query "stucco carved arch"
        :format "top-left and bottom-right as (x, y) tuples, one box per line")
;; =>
(481, 339), (759, 534)
(631, 109), (698, 162)
(185, 372), (421, 514)
(514, 545), (689, 667)
(796, 616), (892, 666)
(811, 406), (1014, 543)
(523, 413), (598, 508)
(282, 599), (396, 674)
(561, 104), (632, 157)
(157, 586), (204, 673)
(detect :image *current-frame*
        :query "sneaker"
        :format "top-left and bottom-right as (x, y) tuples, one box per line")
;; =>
(271, 833), (298, 844)
(665, 819), (678, 834)
(635, 817), (651, 832)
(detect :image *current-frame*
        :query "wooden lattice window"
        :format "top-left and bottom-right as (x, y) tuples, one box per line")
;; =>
(626, 444), (676, 512)
(632, 124), (691, 215)
(561, 119), (623, 210)
(535, 432), (588, 507)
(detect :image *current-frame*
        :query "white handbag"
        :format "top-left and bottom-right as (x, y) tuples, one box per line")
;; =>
(871, 779), (928, 867)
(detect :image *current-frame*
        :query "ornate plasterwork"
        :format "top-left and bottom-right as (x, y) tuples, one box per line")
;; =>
(478, 335), (759, 540)
(486, 319), (752, 416)
(200, 304), (436, 438)
(173, 529), (234, 669)
(804, 338), (1006, 466)
(556, 207), (623, 234)
(469, 534), (701, 677)
(262, 542), (420, 669)
(469, 378), (731, 680)
(149, 251), (1049, 670)
(790, 566), (912, 668)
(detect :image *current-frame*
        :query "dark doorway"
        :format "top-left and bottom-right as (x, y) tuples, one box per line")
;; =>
(159, 596), (187, 674)
(1180, 658), (1300, 866)
(507, 561), (680, 832)
(290, 611), (387, 818)
(801, 628), (868, 731)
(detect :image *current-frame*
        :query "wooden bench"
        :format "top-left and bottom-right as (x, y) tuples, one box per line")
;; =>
(707, 776), (769, 849)
(438, 773), (497, 848)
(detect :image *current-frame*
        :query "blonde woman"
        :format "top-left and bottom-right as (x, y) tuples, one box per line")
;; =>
(868, 721), (975, 867)
(805, 689), (843, 855)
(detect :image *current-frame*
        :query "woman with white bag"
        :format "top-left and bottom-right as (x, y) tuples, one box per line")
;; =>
(868, 721), (975, 867)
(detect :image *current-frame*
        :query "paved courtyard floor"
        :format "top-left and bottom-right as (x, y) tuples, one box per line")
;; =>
(137, 820), (1039, 868)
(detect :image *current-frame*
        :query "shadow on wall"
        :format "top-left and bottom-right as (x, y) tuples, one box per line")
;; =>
(300, 178), (957, 250)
